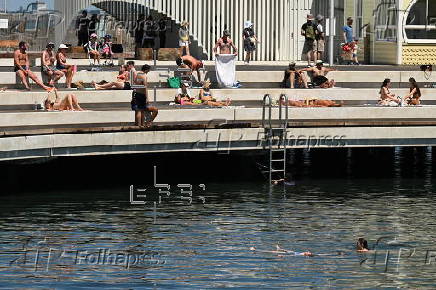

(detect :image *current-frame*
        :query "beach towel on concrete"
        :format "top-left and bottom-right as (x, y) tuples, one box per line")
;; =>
(215, 54), (236, 88)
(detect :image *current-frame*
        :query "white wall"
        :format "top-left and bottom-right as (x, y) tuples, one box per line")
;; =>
(55, 0), (331, 61)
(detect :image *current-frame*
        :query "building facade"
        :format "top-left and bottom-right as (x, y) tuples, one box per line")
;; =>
(54, 0), (436, 64)
(345, 0), (436, 65)
(55, 0), (346, 62)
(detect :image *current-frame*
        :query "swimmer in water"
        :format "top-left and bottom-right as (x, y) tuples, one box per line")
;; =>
(356, 237), (369, 252)
(250, 245), (314, 257)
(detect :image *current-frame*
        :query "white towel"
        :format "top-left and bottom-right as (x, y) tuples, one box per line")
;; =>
(215, 54), (236, 88)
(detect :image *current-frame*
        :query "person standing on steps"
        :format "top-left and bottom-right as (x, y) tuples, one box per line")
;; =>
(315, 15), (325, 62)
(179, 21), (191, 56)
(213, 30), (239, 88)
(301, 14), (318, 67)
(158, 17), (168, 49)
(76, 10), (90, 46)
(131, 64), (159, 128)
(243, 20), (258, 65)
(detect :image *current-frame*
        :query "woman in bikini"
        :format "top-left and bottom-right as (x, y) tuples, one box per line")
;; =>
(403, 77), (421, 106)
(44, 89), (84, 111)
(198, 80), (231, 107)
(378, 78), (400, 106)
(93, 65), (131, 90)
(56, 44), (75, 89)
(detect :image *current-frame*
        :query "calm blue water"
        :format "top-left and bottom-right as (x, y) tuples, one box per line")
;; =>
(1, 177), (436, 288)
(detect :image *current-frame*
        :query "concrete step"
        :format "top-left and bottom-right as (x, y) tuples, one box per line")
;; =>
(1, 70), (435, 87)
(1, 106), (436, 131)
(0, 88), (435, 107)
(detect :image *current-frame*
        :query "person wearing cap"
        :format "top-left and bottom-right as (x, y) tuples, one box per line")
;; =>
(56, 44), (75, 89)
(281, 62), (309, 89)
(175, 81), (193, 105)
(301, 14), (318, 66)
(299, 60), (336, 88)
(14, 41), (52, 91)
(41, 42), (64, 87)
(243, 20), (258, 65)
(343, 17), (354, 44)
(179, 21), (190, 56)
(86, 33), (101, 65)
(315, 15), (325, 62)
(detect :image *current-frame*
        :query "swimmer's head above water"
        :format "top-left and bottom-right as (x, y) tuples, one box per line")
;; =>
(356, 237), (369, 252)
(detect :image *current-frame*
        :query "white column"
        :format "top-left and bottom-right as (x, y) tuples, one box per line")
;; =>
(396, 0), (403, 65)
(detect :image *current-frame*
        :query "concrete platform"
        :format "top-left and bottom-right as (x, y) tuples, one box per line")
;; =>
(1, 88), (436, 110)
(2, 125), (436, 161)
(1, 70), (435, 88)
(1, 106), (436, 131)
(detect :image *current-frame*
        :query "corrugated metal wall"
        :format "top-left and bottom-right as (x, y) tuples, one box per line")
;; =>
(55, 0), (343, 61)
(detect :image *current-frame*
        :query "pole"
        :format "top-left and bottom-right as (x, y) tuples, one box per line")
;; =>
(329, 0), (334, 66)
(396, 0), (403, 65)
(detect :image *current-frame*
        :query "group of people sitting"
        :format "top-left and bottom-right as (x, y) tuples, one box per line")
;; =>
(14, 41), (77, 90)
(174, 79), (231, 107)
(84, 33), (114, 66)
(378, 77), (421, 106)
(281, 60), (336, 89)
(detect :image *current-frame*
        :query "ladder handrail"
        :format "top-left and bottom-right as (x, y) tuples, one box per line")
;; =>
(262, 94), (272, 130)
(279, 94), (289, 129)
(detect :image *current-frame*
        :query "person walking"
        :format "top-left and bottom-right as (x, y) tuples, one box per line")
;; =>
(301, 14), (318, 67)
(315, 15), (325, 62)
(243, 20), (258, 65)
(179, 21), (190, 56)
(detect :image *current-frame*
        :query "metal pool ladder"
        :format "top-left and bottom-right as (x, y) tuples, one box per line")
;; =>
(262, 94), (289, 184)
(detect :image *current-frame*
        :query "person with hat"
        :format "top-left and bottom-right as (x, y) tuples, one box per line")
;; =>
(301, 14), (318, 67)
(56, 44), (76, 89)
(179, 21), (191, 56)
(86, 33), (101, 65)
(243, 20), (258, 65)
(41, 42), (64, 87)
(198, 80), (232, 107)
(315, 15), (325, 62)
(299, 60), (336, 88)
(213, 30), (239, 88)
(14, 41), (52, 91)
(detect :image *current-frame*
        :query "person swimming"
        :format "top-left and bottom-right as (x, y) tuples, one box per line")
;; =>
(250, 245), (314, 257)
(356, 237), (369, 252)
